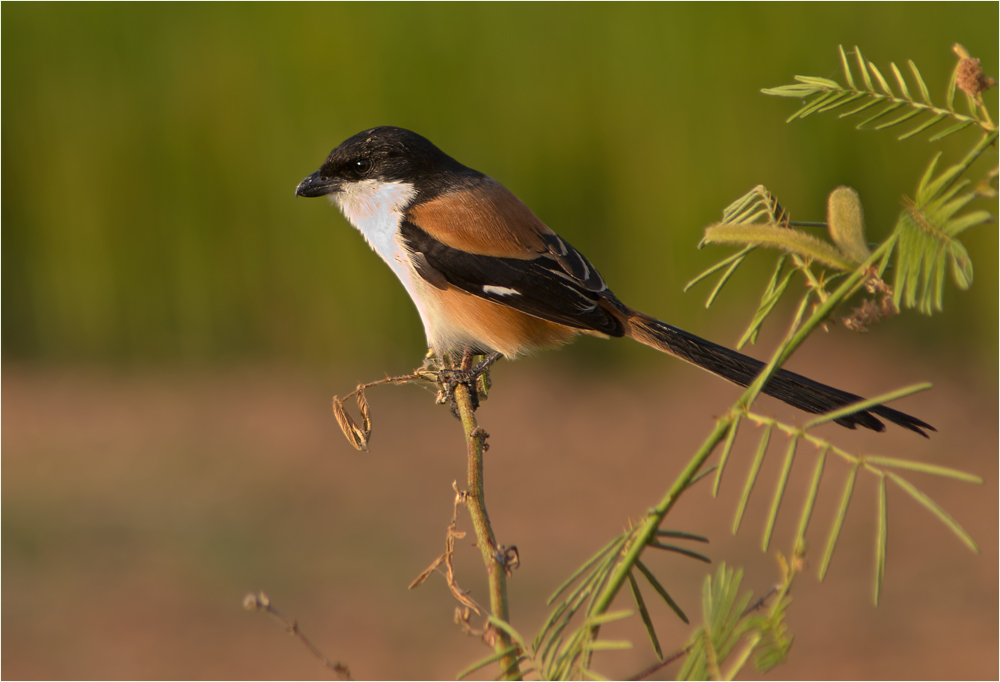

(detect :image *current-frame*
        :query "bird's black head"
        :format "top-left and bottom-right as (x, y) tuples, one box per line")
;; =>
(295, 126), (476, 199)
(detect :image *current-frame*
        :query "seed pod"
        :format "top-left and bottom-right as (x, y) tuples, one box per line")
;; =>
(827, 186), (872, 265)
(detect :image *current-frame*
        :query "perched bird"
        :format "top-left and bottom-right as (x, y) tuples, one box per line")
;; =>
(296, 126), (932, 436)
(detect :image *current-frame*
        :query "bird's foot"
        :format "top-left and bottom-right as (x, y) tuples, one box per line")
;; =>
(433, 351), (502, 415)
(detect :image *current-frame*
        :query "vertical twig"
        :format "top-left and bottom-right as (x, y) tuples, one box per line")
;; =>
(452, 352), (522, 680)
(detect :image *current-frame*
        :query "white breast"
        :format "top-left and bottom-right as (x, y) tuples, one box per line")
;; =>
(332, 179), (452, 348)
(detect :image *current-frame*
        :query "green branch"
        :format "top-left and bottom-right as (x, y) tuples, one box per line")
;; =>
(453, 361), (522, 680)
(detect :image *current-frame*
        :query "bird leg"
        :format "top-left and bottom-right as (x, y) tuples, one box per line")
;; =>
(435, 351), (502, 414)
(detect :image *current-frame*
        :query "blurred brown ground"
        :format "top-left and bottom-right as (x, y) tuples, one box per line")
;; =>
(2, 340), (997, 680)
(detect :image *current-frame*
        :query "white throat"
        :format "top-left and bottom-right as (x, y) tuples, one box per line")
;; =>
(332, 179), (417, 273)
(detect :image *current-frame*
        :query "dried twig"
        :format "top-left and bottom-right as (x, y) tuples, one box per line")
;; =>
(409, 483), (483, 615)
(243, 591), (353, 680)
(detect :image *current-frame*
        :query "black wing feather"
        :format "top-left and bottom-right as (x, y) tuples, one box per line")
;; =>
(400, 220), (626, 337)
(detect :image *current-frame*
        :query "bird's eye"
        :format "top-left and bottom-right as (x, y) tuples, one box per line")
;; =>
(354, 158), (373, 176)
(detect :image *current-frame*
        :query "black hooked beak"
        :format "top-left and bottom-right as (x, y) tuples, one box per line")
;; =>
(295, 170), (341, 198)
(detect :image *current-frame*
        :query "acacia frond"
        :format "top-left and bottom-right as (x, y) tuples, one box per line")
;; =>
(892, 136), (996, 314)
(692, 186), (847, 346)
(514, 41), (993, 682)
(677, 564), (758, 680)
(752, 591), (794, 674)
(533, 521), (710, 678)
(737, 407), (981, 603)
(763, 45), (995, 140)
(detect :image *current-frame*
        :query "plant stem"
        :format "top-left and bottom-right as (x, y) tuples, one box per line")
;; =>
(589, 418), (734, 619)
(453, 355), (521, 680)
(590, 238), (899, 621)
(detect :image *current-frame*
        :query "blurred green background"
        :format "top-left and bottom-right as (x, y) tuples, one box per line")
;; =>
(3, 3), (997, 369)
(3, 5), (998, 680)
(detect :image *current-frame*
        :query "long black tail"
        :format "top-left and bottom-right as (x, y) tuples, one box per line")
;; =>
(626, 313), (933, 437)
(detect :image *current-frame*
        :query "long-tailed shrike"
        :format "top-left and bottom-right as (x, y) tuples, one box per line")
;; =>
(295, 126), (931, 436)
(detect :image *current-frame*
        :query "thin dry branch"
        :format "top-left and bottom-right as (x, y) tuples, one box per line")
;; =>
(243, 591), (353, 680)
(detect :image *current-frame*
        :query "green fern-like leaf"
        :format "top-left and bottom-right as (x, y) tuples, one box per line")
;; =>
(762, 435), (799, 552)
(691, 186), (843, 347)
(893, 140), (996, 314)
(677, 564), (758, 681)
(687, 186), (784, 301)
(763, 45), (993, 140)
(534, 522), (710, 678)
(753, 594), (794, 673)
(737, 409), (982, 595)
(627, 571), (663, 660)
(875, 475), (888, 606)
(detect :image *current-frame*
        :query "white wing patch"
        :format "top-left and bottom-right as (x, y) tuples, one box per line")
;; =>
(482, 285), (521, 296)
